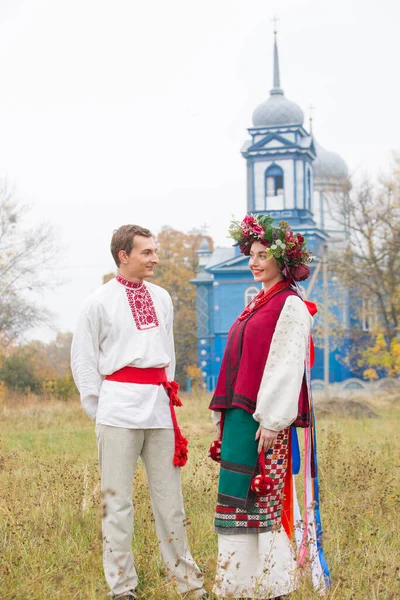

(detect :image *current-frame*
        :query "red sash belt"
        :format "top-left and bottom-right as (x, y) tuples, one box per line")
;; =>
(105, 366), (188, 467)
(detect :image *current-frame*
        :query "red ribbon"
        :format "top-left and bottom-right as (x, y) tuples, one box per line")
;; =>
(304, 300), (318, 317)
(304, 300), (318, 368)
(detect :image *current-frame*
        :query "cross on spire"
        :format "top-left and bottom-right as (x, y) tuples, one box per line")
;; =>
(271, 15), (279, 34)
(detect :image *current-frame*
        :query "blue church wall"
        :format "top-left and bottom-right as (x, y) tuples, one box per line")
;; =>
(313, 343), (353, 382)
(197, 336), (214, 390)
(195, 282), (213, 337)
(213, 276), (258, 333)
(195, 281), (214, 388)
(195, 269), (265, 391)
(208, 333), (228, 391)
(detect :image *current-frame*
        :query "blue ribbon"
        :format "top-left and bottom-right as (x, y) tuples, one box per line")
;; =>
(292, 427), (301, 474)
(312, 410), (331, 586)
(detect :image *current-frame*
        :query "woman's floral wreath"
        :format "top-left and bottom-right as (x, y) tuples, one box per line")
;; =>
(228, 214), (312, 282)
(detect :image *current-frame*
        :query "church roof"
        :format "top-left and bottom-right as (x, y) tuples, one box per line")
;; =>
(203, 247), (235, 269)
(313, 140), (348, 182)
(252, 32), (304, 128)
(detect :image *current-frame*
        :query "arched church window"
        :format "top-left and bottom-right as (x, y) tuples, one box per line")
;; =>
(244, 286), (260, 307)
(265, 164), (284, 210)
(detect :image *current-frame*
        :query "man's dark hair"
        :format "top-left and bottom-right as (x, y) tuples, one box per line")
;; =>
(110, 224), (153, 267)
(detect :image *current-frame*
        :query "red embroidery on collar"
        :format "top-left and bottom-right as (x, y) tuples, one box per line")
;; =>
(116, 274), (144, 290)
(125, 285), (159, 331)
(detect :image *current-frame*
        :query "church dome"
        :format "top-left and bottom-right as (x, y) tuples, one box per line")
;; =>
(252, 89), (304, 127)
(252, 31), (304, 128)
(313, 141), (348, 182)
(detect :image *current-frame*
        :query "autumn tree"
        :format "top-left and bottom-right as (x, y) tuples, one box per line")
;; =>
(0, 332), (76, 398)
(152, 227), (213, 388)
(326, 156), (400, 376)
(0, 181), (60, 343)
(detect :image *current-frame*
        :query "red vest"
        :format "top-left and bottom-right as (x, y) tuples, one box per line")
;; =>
(209, 289), (310, 428)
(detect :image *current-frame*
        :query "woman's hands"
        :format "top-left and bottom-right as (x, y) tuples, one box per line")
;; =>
(255, 426), (278, 454)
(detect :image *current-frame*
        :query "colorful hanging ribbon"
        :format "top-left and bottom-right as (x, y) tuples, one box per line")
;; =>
(287, 322), (331, 594)
(296, 334), (331, 593)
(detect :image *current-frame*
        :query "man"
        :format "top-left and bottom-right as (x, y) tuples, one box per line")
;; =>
(71, 225), (207, 599)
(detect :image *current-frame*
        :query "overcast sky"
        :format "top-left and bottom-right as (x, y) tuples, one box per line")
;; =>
(0, 0), (399, 339)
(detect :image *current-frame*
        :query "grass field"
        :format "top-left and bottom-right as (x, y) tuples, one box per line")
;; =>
(0, 392), (399, 600)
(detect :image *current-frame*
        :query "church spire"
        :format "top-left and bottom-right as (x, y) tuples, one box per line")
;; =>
(271, 16), (283, 95)
(273, 31), (280, 88)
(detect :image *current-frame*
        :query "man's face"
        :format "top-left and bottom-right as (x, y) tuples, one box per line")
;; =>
(118, 235), (159, 280)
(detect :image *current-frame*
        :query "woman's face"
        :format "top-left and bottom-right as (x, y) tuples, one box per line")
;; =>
(249, 241), (283, 288)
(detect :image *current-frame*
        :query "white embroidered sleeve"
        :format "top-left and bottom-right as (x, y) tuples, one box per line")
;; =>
(71, 302), (103, 421)
(165, 294), (176, 381)
(253, 295), (312, 432)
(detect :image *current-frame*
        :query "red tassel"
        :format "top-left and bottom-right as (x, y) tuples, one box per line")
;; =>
(208, 413), (224, 463)
(208, 439), (221, 462)
(251, 473), (274, 495)
(250, 451), (275, 496)
(162, 379), (188, 468)
(173, 433), (189, 467)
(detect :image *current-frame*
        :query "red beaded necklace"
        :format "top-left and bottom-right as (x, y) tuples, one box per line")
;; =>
(238, 279), (291, 321)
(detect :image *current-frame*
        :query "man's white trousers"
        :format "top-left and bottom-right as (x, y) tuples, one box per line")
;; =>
(95, 424), (204, 598)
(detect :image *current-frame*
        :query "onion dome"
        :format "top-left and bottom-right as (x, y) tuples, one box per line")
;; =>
(252, 32), (304, 128)
(313, 140), (348, 182)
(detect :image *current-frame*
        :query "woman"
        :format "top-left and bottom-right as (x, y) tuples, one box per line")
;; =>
(208, 214), (329, 599)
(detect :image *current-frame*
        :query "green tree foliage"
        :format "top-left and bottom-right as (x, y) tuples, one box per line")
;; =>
(0, 349), (42, 393)
(152, 227), (213, 388)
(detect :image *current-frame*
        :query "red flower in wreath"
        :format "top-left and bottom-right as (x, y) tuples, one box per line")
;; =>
(289, 263), (310, 281)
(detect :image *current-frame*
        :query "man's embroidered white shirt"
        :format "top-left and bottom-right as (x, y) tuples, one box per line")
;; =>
(71, 277), (174, 428)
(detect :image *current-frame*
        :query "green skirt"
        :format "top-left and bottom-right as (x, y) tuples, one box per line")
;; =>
(217, 408), (260, 509)
(215, 408), (290, 534)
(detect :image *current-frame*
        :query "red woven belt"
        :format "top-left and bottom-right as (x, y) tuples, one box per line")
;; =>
(105, 366), (167, 385)
(105, 366), (188, 467)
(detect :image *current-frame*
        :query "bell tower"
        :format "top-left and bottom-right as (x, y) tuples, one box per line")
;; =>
(241, 29), (316, 228)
